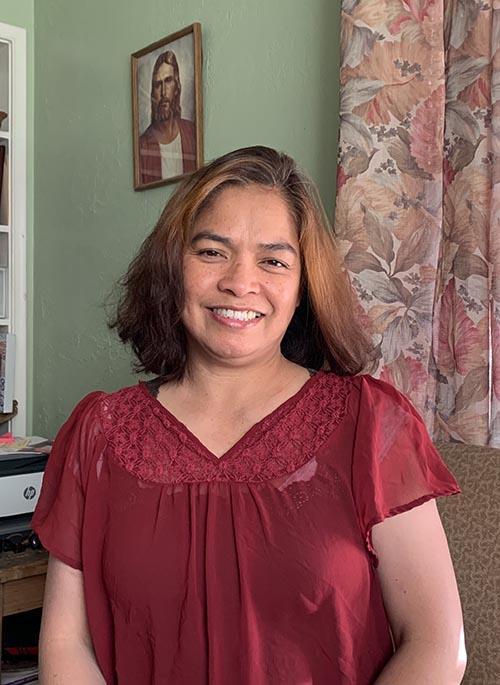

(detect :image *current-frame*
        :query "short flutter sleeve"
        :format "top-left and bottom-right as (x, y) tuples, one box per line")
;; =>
(31, 391), (105, 570)
(352, 376), (460, 562)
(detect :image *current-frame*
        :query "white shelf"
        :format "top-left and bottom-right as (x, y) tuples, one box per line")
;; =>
(0, 22), (27, 435)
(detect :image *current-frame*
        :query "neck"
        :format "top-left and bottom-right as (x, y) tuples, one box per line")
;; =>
(151, 117), (179, 144)
(180, 352), (301, 407)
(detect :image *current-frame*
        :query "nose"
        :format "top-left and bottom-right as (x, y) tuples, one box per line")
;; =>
(217, 259), (260, 298)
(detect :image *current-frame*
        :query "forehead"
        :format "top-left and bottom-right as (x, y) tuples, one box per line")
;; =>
(192, 185), (299, 242)
(155, 62), (174, 81)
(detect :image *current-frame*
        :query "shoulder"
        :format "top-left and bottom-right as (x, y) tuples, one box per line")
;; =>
(314, 371), (403, 403)
(350, 373), (417, 414)
(61, 389), (106, 430)
(313, 371), (413, 413)
(178, 118), (196, 135)
(64, 384), (144, 431)
(139, 125), (157, 145)
(323, 374), (426, 445)
(296, 371), (354, 427)
(351, 372), (402, 395)
(51, 385), (144, 465)
(98, 383), (145, 421)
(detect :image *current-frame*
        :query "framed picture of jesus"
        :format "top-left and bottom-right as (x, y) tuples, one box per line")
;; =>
(131, 23), (203, 190)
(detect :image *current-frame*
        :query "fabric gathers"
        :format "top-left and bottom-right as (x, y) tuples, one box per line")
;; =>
(31, 372), (460, 685)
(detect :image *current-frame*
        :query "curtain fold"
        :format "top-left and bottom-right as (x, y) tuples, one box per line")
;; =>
(336, 0), (500, 446)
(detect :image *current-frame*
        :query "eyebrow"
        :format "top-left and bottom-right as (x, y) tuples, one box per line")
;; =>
(191, 232), (232, 246)
(190, 232), (298, 256)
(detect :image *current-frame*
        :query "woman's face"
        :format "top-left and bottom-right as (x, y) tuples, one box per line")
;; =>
(181, 184), (302, 369)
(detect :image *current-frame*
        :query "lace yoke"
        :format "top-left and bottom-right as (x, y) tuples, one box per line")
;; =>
(98, 372), (352, 484)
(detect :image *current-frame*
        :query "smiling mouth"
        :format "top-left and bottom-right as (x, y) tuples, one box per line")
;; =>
(210, 308), (264, 321)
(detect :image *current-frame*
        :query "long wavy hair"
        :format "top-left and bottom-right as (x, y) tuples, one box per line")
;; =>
(109, 146), (372, 379)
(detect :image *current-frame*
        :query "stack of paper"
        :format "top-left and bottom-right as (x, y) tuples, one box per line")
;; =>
(1, 663), (38, 684)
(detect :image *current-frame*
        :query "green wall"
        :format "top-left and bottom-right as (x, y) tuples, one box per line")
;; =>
(0, 0), (33, 29)
(0, 0), (34, 432)
(33, 0), (341, 436)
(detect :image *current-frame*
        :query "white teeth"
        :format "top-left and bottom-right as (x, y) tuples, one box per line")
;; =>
(212, 308), (262, 321)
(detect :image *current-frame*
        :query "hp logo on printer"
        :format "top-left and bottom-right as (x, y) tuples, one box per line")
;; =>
(23, 486), (37, 500)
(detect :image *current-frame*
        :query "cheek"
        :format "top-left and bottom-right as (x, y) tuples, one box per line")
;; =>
(182, 263), (215, 300)
(277, 278), (301, 308)
(182, 278), (198, 308)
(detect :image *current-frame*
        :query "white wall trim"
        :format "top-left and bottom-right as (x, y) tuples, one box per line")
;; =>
(0, 22), (27, 435)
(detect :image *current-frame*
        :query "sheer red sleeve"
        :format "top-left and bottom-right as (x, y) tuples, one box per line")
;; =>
(352, 376), (460, 564)
(31, 391), (105, 570)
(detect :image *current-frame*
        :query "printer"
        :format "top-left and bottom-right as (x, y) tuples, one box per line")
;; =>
(0, 439), (51, 550)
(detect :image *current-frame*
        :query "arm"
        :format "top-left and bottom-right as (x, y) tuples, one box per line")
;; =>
(39, 555), (106, 685)
(372, 500), (466, 685)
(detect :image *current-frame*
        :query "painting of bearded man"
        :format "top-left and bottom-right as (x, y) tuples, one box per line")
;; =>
(132, 24), (203, 189)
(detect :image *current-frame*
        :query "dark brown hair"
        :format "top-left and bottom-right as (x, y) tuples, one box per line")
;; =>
(109, 146), (372, 379)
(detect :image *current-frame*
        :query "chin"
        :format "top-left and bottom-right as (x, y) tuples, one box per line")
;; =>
(212, 348), (256, 362)
(154, 110), (172, 123)
(207, 343), (277, 366)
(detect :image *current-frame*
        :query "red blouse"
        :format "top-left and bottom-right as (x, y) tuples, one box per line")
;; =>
(31, 372), (459, 685)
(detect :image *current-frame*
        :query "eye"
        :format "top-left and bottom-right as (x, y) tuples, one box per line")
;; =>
(262, 258), (288, 269)
(197, 249), (224, 258)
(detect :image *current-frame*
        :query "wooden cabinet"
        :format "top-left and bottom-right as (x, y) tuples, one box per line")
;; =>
(0, 549), (48, 679)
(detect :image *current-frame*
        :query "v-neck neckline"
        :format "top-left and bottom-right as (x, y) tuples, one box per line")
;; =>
(138, 370), (325, 464)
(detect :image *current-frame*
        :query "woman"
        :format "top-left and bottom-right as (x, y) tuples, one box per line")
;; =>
(33, 146), (466, 684)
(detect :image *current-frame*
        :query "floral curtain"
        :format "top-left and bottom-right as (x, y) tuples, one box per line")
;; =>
(336, 0), (500, 446)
